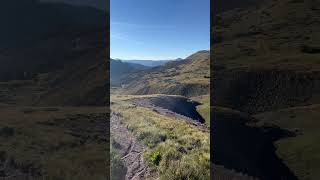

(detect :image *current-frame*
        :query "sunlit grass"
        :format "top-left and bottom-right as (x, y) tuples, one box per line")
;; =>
(111, 98), (210, 180)
(192, 95), (210, 127)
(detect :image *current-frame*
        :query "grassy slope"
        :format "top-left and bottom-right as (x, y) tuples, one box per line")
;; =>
(192, 95), (210, 127)
(110, 50), (210, 178)
(36, 48), (108, 106)
(122, 50), (210, 97)
(214, 0), (320, 70)
(0, 106), (108, 180)
(255, 105), (320, 180)
(111, 95), (210, 180)
(213, 1), (320, 178)
(0, 2), (109, 180)
(0, 28), (108, 107)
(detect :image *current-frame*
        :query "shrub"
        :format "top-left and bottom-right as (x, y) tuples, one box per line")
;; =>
(150, 151), (162, 166)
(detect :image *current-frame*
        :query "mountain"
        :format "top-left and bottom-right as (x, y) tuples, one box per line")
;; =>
(120, 50), (210, 97)
(110, 59), (148, 86)
(121, 60), (170, 67)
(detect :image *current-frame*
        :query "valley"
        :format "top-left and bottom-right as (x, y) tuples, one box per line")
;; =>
(110, 51), (211, 179)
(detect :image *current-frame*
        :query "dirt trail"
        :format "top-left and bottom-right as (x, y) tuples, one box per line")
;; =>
(111, 112), (156, 180)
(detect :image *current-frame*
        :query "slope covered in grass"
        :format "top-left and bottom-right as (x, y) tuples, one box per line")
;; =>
(0, 106), (108, 180)
(110, 59), (148, 87)
(121, 50), (210, 97)
(111, 95), (210, 180)
(213, 0), (320, 113)
(212, 0), (320, 179)
(192, 95), (211, 127)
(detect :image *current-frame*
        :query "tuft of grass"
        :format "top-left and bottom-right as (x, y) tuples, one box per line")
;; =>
(150, 151), (162, 166)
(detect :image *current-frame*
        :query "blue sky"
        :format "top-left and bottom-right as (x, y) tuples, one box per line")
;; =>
(111, 0), (210, 60)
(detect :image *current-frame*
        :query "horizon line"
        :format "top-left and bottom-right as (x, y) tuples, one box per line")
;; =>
(111, 49), (209, 61)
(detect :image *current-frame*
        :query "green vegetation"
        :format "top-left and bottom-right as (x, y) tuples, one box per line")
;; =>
(192, 95), (210, 127)
(111, 96), (210, 180)
(121, 51), (210, 97)
(150, 151), (162, 166)
(255, 105), (320, 180)
(110, 50), (210, 179)
(110, 138), (126, 180)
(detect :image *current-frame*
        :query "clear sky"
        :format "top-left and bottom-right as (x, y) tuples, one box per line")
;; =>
(111, 0), (210, 60)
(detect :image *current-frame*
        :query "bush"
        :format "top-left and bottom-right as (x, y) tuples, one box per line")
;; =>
(150, 151), (162, 166)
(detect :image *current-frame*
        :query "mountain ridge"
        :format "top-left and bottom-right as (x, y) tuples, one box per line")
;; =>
(119, 50), (210, 97)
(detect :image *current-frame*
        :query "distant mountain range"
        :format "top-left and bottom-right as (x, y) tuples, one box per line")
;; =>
(121, 60), (170, 67)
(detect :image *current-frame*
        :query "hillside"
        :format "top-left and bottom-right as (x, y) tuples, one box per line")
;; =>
(111, 51), (210, 178)
(111, 94), (210, 179)
(0, 1), (108, 106)
(213, 0), (320, 113)
(110, 59), (148, 87)
(0, 1), (109, 179)
(0, 0), (106, 49)
(212, 0), (320, 179)
(121, 50), (210, 97)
